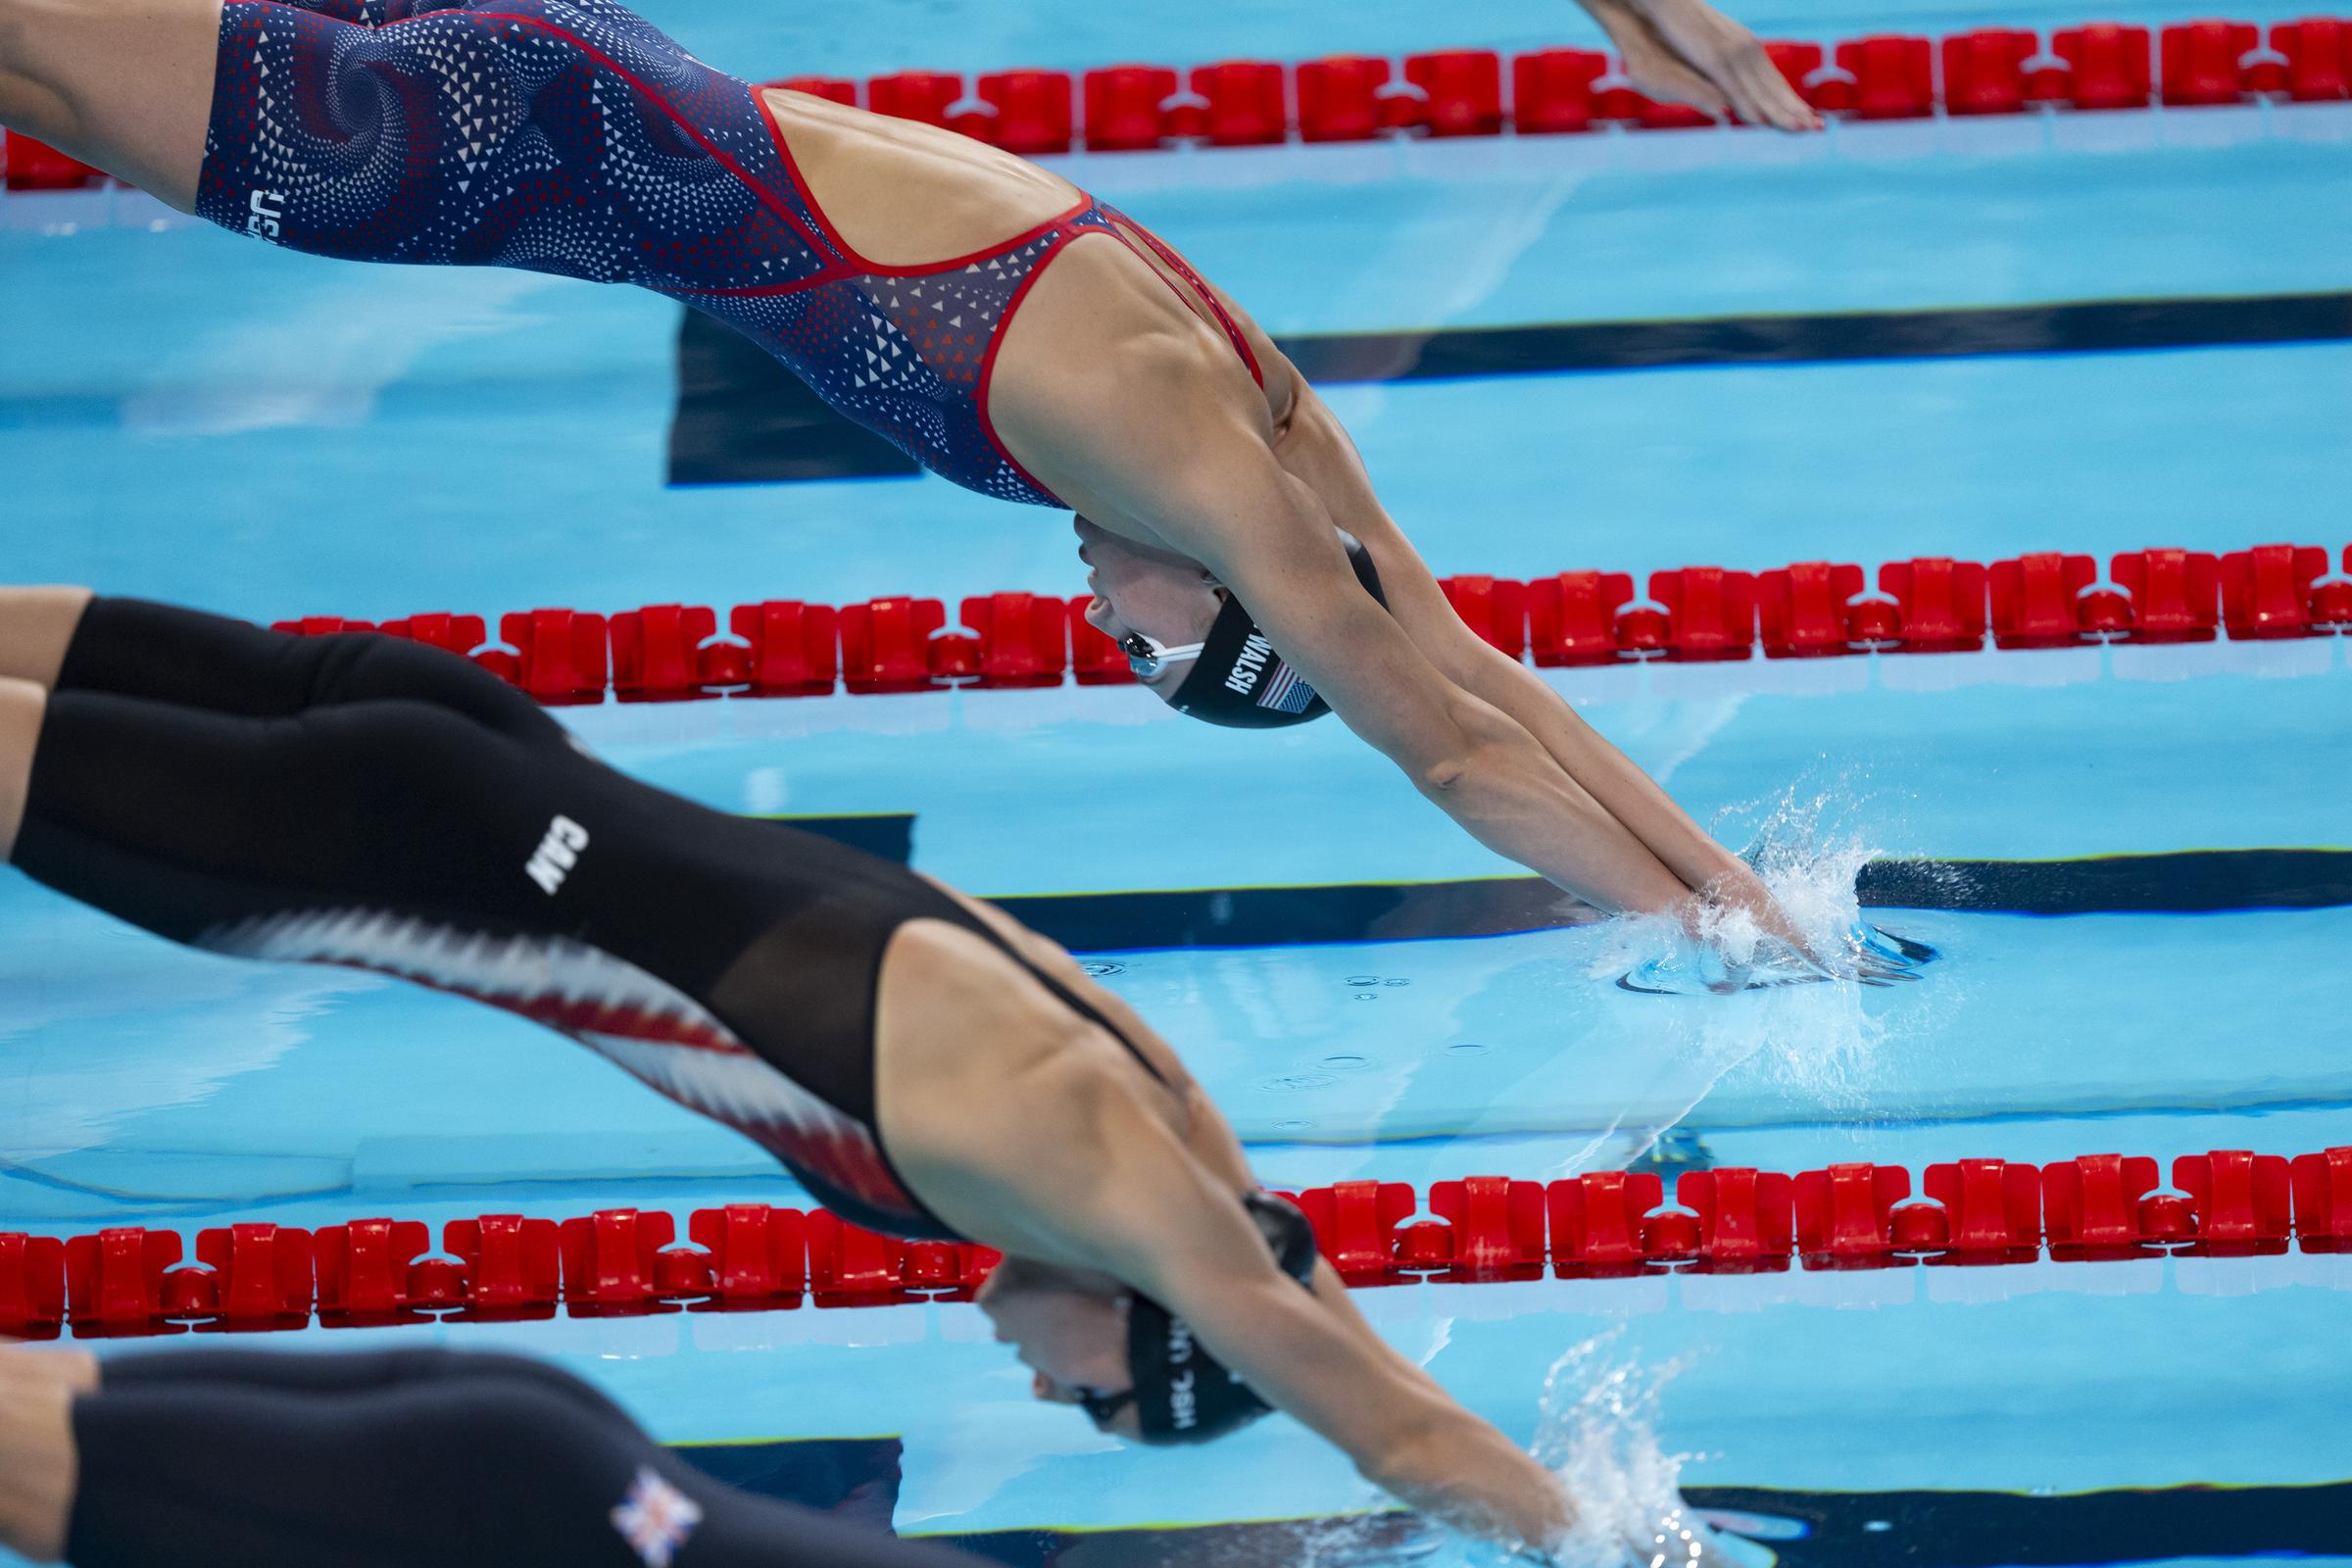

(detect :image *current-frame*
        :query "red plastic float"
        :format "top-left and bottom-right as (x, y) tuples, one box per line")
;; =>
(1878, 558), (1988, 653)
(2042, 1153), (2162, 1259)
(2220, 544), (2328, 639)
(806, 1211), (908, 1301)
(1757, 562), (1864, 659)
(1512, 49), (1609, 133)
(958, 592), (1069, 688)
(2272, 18), (2350, 99)
(559, 1209), (679, 1315)
(445, 1215), (562, 1316)
(1083, 66), (1178, 150)
(1922, 1158), (2041, 1259)
(1942, 29), (2038, 114)
(688, 1203), (809, 1307)
(1676, 1167), (1795, 1272)
(839, 597), (947, 693)
(1649, 567), (1757, 662)
(1294, 1180), (1418, 1282)
(2050, 24), (2154, 109)
(2172, 1150), (2292, 1254)
(2111, 549), (2221, 642)
(187, 1224), (314, 1329)
(1190, 61), (1287, 145)
(976, 71), (1075, 154)
(1793, 1162), (1912, 1267)
(1988, 552), (2097, 649)
(1834, 34), (1936, 117)
(0, 1234), (67, 1338)
(499, 609), (610, 706)
(1426, 1177), (1547, 1277)
(1404, 50), (1504, 136)
(2291, 1148), (2352, 1251)
(1297, 56), (1392, 141)
(1528, 570), (1635, 665)
(315, 1219), (432, 1321)
(2, 131), (104, 190)
(2160, 20), (2260, 104)
(65, 1229), (182, 1335)
(731, 601), (841, 697)
(611, 604), (749, 701)
(1546, 1171), (1663, 1273)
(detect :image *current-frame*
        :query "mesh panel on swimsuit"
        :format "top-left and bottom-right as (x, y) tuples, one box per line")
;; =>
(197, 0), (1112, 503)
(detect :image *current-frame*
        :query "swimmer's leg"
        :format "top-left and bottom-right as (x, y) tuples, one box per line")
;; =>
(102, 1345), (637, 1426)
(0, 0), (223, 210)
(51, 596), (564, 747)
(7, 685), (580, 943)
(0, 587), (93, 691)
(70, 1351), (992, 1568)
(0, 678), (43, 861)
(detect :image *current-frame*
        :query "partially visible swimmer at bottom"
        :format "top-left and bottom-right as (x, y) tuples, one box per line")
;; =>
(0, 588), (1593, 1552)
(0, 1345), (999, 1568)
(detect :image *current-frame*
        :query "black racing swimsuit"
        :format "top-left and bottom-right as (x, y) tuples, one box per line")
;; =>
(16, 599), (1156, 1240)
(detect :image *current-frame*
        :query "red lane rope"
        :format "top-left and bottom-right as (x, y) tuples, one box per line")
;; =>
(802, 20), (2352, 147)
(258, 544), (2352, 708)
(10, 17), (2349, 191)
(10, 1146), (2347, 1338)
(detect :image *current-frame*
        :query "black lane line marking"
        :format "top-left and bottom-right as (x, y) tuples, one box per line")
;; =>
(669, 291), (2352, 483)
(1282, 289), (2352, 383)
(687, 1440), (2352, 1568)
(759, 823), (2352, 948)
(987, 850), (2352, 952)
(670, 312), (921, 487)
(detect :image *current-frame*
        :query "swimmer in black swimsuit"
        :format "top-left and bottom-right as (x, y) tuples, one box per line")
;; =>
(0, 1344), (995, 1568)
(0, 588), (1573, 1550)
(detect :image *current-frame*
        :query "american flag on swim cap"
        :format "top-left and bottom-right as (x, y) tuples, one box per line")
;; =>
(1256, 662), (1316, 712)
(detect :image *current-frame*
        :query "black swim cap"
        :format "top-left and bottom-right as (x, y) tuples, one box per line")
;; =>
(1166, 535), (1387, 728)
(1123, 1192), (1319, 1445)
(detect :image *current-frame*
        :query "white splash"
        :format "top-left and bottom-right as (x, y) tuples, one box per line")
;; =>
(1529, 1334), (1750, 1568)
(1545, 777), (1956, 1173)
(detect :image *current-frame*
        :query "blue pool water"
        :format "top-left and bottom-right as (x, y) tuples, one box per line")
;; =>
(3, 0), (2350, 1560)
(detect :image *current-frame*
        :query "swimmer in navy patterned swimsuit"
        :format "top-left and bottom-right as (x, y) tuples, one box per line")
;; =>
(0, 0), (1845, 964)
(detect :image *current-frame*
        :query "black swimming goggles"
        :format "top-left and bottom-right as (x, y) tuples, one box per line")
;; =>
(1117, 632), (1206, 681)
(1074, 1385), (1137, 1430)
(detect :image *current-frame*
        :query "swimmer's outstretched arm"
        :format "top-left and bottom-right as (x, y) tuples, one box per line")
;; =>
(1263, 369), (1809, 947)
(884, 978), (1573, 1551)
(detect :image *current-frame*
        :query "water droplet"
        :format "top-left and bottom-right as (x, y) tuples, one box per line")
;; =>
(1273, 1118), (1311, 1130)
(1321, 1054), (1368, 1069)
(1079, 960), (1124, 977)
(1446, 1042), (1490, 1056)
(1343, 974), (1379, 986)
(1353, 993), (1379, 1002)
(1256, 1072), (1336, 1093)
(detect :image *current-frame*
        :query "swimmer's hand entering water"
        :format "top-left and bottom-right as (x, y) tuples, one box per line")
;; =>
(1574, 0), (1824, 131)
